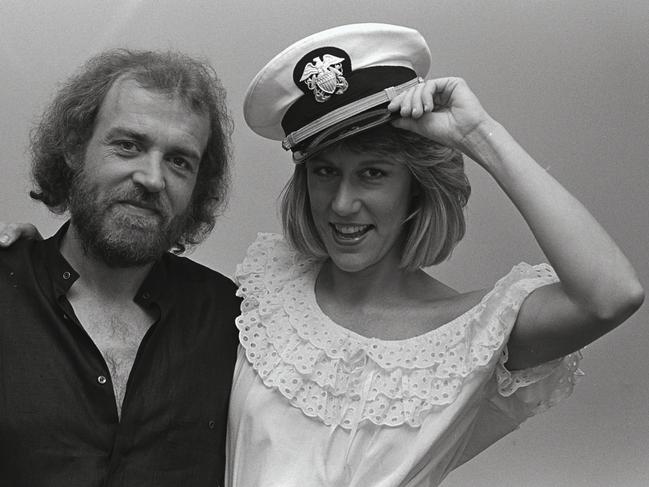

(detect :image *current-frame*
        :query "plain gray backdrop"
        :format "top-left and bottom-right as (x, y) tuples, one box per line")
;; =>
(1, 1), (647, 485)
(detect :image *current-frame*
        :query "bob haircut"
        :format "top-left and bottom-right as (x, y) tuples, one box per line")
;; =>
(29, 49), (233, 253)
(280, 124), (471, 271)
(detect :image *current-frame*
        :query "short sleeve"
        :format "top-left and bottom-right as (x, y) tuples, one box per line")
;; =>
(492, 263), (584, 420)
(457, 350), (583, 466)
(456, 263), (584, 466)
(495, 348), (583, 416)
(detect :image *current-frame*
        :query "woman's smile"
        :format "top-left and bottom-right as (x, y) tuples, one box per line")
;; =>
(307, 147), (413, 273)
(330, 223), (374, 243)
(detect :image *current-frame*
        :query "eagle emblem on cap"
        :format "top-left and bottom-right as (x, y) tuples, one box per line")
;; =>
(299, 54), (349, 103)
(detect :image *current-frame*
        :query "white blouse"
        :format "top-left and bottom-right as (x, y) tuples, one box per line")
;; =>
(226, 233), (582, 487)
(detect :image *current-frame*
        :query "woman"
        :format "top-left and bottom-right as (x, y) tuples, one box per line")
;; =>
(228, 23), (643, 486)
(2, 23), (644, 486)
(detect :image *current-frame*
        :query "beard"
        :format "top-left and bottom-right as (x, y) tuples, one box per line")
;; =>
(68, 172), (191, 268)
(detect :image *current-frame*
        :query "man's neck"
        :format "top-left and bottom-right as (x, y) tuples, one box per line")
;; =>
(60, 223), (155, 301)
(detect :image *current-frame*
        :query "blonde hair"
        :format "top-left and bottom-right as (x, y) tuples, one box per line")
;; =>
(280, 125), (470, 270)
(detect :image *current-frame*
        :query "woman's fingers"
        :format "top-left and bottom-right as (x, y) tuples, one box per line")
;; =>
(408, 81), (426, 118)
(389, 78), (451, 118)
(421, 80), (435, 114)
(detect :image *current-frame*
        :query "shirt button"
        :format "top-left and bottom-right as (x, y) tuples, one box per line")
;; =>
(208, 420), (216, 429)
(97, 375), (107, 384)
(142, 291), (151, 300)
(62, 271), (71, 280)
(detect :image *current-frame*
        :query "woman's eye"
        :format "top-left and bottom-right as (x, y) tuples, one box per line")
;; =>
(313, 166), (336, 177)
(362, 168), (386, 179)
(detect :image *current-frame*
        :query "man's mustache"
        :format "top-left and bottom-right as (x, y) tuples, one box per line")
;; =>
(109, 186), (170, 218)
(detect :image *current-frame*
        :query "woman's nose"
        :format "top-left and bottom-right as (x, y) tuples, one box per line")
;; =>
(331, 181), (361, 215)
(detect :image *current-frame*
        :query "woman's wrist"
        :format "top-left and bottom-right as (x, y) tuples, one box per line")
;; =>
(457, 119), (521, 174)
(458, 117), (500, 152)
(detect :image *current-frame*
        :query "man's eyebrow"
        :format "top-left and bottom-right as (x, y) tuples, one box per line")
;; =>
(105, 127), (148, 143)
(104, 127), (203, 161)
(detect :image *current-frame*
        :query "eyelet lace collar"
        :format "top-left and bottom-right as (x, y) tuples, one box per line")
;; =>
(235, 233), (561, 428)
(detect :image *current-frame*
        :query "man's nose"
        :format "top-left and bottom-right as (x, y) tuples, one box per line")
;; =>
(331, 180), (361, 216)
(132, 154), (166, 192)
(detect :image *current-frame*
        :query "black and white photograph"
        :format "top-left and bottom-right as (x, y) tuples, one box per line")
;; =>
(1, 1), (647, 486)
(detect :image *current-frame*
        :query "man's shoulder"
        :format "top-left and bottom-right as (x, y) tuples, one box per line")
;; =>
(161, 252), (236, 291)
(0, 238), (39, 266)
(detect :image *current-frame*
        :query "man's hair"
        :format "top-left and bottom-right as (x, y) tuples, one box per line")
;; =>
(29, 49), (233, 253)
(280, 124), (471, 270)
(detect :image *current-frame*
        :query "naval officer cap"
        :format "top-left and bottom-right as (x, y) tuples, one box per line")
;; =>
(243, 23), (432, 162)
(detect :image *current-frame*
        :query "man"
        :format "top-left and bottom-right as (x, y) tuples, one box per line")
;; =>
(0, 50), (240, 486)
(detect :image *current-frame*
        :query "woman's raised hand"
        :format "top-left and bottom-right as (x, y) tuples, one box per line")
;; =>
(388, 77), (493, 153)
(0, 222), (42, 247)
(389, 82), (644, 371)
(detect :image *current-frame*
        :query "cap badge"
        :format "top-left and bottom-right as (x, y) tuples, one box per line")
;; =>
(299, 54), (349, 103)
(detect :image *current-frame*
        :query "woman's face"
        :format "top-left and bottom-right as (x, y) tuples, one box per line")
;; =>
(306, 147), (414, 274)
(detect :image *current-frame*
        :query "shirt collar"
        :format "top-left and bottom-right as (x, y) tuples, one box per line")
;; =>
(39, 221), (80, 298)
(134, 254), (174, 315)
(39, 221), (175, 313)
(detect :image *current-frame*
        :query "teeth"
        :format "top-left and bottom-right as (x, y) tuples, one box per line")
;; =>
(335, 224), (369, 234)
(331, 224), (372, 240)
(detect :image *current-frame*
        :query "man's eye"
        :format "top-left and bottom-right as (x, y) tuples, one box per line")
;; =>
(116, 141), (139, 153)
(170, 157), (190, 170)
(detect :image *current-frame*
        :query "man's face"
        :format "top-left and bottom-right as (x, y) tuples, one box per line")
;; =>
(68, 78), (210, 267)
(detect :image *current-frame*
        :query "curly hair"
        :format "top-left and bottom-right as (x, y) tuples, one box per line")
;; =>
(29, 49), (233, 253)
(281, 124), (471, 271)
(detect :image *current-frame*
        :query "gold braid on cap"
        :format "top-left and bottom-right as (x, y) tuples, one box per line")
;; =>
(282, 76), (423, 151)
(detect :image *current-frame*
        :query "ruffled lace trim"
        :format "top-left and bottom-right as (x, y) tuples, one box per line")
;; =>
(496, 348), (584, 414)
(235, 233), (579, 428)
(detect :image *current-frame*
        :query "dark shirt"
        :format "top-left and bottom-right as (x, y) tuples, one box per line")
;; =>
(0, 224), (240, 487)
